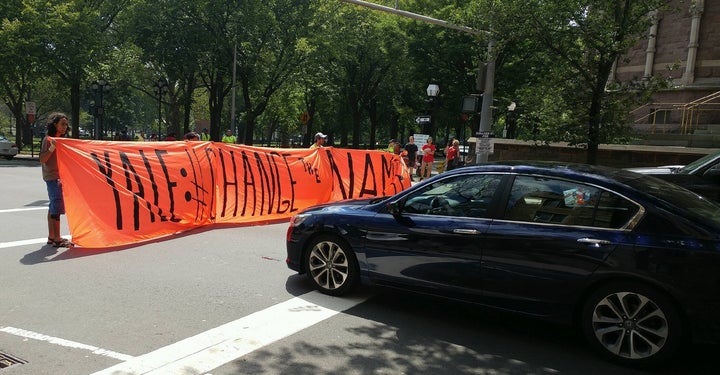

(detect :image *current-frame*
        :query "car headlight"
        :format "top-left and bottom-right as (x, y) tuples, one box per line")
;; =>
(290, 213), (312, 227)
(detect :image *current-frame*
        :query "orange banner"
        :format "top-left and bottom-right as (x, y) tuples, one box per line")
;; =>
(54, 139), (410, 248)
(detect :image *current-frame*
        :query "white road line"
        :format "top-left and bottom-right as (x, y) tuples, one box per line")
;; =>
(0, 326), (133, 361)
(0, 236), (72, 249)
(0, 207), (47, 214)
(92, 291), (369, 375)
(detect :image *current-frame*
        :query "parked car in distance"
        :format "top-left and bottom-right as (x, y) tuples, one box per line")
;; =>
(0, 136), (19, 159)
(628, 150), (720, 201)
(286, 161), (720, 368)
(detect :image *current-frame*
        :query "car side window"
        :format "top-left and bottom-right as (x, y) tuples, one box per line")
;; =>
(503, 175), (638, 228)
(703, 162), (720, 179)
(403, 174), (503, 218)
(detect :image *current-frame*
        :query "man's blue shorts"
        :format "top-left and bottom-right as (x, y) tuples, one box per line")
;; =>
(46, 179), (65, 216)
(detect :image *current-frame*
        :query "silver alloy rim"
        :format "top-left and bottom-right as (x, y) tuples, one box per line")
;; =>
(308, 241), (349, 290)
(591, 291), (669, 359)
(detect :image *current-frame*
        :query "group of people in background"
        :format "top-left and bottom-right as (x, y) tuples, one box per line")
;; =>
(388, 135), (462, 182)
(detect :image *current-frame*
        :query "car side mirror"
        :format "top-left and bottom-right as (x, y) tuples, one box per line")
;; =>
(387, 200), (403, 216)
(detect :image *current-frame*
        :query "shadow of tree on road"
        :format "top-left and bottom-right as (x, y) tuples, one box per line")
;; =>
(241, 282), (719, 374)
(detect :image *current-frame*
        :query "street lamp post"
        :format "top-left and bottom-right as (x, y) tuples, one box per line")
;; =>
(425, 83), (439, 137)
(506, 101), (517, 139)
(91, 80), (111, 140)
(153, 79), (169, 139)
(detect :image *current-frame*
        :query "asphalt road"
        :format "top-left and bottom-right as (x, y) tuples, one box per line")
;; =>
(0, 157), (717, 374)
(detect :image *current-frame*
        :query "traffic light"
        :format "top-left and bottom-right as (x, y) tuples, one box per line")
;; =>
(476, 63), (487, 93)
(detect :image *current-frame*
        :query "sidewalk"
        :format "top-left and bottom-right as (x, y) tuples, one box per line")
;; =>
(409, 158), (442, 186)
(14, 153), (39, 162)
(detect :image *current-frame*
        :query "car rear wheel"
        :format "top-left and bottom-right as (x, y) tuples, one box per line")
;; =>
(304, 235), (359, 296)
(581, 282), (683, 367)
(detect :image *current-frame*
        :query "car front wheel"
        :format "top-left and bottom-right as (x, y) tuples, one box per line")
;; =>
(581, 282), (683, 367)
(304, 235), (359, 296)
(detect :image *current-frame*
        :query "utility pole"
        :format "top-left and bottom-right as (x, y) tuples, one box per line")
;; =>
(338, 0), (496, 163)
(231, 42), (238, 143)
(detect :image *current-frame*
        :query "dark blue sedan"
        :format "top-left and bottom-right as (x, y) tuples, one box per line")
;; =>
(286, 162), (720, 367)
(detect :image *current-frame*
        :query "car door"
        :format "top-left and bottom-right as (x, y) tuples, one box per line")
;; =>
(362, 173), (506, 301)
(480, 174), (640, 318)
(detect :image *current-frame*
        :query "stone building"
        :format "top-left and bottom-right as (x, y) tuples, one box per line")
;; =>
(614, 0), (720, 146)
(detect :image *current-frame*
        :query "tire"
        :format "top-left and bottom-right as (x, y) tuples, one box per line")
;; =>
(581, 282), (683, 367)
(304, 235), (359, 296)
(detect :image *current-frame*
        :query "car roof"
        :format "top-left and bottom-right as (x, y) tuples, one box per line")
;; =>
(446, 161), (641, 185)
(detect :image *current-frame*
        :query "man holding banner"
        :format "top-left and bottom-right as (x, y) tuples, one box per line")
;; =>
(39, 113), (74, 248)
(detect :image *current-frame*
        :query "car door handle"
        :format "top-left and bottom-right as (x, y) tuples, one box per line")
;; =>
(577, 238), (611, 245)
(453, 229), (481, 235)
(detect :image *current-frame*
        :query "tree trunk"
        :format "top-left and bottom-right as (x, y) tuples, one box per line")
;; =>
(209, 79), (225, 142)
(366, 99), (377, 150)
(587, 60), (615, 165)
(349, 93), (362, 149)
(70, 79), (81, 139)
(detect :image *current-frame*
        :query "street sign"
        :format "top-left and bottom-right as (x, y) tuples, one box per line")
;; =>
(25, 101), (36, 115)
(414, 115), (431, 124)
(474, 131), (494, 154)
(413, 133), (429, 146)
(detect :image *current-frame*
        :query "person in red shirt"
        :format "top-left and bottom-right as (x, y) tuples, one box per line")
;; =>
(420, 137), (436, 180)
(445, 139), (460, 171)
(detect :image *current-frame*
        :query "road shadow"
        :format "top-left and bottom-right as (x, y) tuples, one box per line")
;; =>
(0, 157), (40, 168)
(18, 226), (213, 264)
(19, 241), (133, 265)
(20, 243), (65, 264)
(19, 219), (291, 264)
(274, 278), (718, 375)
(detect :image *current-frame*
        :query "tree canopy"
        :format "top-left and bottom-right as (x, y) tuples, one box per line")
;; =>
(1, 0), (678, 163)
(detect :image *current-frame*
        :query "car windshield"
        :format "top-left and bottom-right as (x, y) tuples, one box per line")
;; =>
(625, 175), (720, 229)
(677, 152), (719, 174)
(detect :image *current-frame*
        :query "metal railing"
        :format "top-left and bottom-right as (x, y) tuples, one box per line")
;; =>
(632, 90), (720, 134)
(681, 90), (720, 134)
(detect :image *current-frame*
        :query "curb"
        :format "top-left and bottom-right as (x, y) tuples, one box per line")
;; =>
(14, 153), (39, 160)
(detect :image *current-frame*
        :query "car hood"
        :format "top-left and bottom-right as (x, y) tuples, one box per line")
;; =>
(299, 197), (387, 214)
(626, 165), (684, 175)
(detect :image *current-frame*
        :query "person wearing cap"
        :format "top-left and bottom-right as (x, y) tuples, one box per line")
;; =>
(310, 132), (327, 149)
(184, 131), (200, 141)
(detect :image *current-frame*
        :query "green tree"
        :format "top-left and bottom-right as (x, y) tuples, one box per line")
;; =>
(0, 0), (46, 147)
(234, 0), (323, 145)
(472, 0), (675, 164)
(39, 0), (125, 140)
(119, 0), (210, 138)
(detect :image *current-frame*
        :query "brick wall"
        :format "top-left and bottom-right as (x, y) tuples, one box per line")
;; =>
(616, 0), (719, 84)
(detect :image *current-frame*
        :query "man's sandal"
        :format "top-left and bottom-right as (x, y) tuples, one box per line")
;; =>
(47, 238), (54, 244)
(52, 238), (74, 248)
